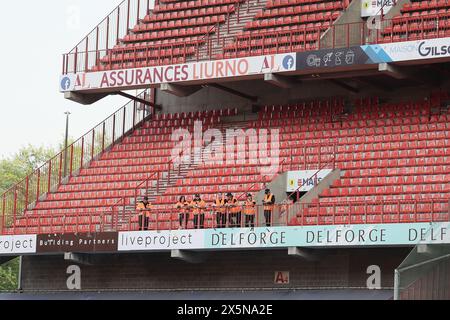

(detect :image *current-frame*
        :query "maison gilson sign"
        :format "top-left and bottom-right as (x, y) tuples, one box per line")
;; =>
(36, 232), (118, 253)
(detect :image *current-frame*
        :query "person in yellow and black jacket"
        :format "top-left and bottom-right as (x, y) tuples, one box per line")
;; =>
(191, 194), (206, 229)
(176, 196), (190, 229)
(212, 192), (226, 228)
(243, 193), (257, 228)
(226, 193), (241, 228)
(136, 196), (151, 231)
(262, 189), (275, 227)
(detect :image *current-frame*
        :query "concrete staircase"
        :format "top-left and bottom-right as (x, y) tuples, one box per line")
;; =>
(189, 0), (268, 61)
(105, 160), (201, 231)
(103, 115), (257, 231)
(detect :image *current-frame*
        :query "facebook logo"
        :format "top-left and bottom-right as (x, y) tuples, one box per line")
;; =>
(60, 77), (71, 91)
(282, 55), (295, 70)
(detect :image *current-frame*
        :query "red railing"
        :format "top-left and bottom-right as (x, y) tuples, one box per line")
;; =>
(0, 89), (154, 235)
(62, 0), (246, 74)
(284, 142), (337, 202)
(290, 198), (450, 226)
(5, 198), (450, 235)
(63, 12), (450, 74)
(63, 0), (155, 74)
(101, 116), (223, 230)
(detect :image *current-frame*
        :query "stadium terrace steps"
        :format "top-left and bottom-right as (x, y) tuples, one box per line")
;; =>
(6, 93), (450, 234)
(191, 0), (268, 61)
(93, 0), (248, 71)
(89, 0), (355, 71)
(221, 0), (351, 57)
(10, 109), (238, 233)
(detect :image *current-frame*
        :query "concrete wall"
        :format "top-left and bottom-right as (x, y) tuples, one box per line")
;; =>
(320, 0), (365, 49)
(155, 79), (441, 116)
(20, 247), (410, 291)
(255, 173), (288, 226)
(155, 80), (348, 114)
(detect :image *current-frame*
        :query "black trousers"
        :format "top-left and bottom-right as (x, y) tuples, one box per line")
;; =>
(139, 215), (149, 231)
(194, 214), (205, 229)
(179, 213), (190, 229)
(264, 210), (273, 227)
(230, 213), (242, 228)
(216, 212), (226, 228)
(245, 215), (255, 228)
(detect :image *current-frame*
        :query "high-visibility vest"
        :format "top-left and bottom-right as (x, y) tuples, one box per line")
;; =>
(228, 198), (241, 214)
(136, 201), (151, 217)
(176, 201), (189, 213)
(264, 194), (274, 211)
(191, 200), (206, 215)
(243, 199), (256, 215)
(215, 197), (225, 213)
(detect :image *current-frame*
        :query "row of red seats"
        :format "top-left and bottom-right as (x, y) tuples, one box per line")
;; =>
(136, 15), (227, 32)
(402, 0), (450, 13)
(256, 1), (343, 18)
(334, 174), (450, 187)
(153, 0), (241, 13)
(246, 12), (339, 29)
(145, 5), (233, 22)
(344, 166), (450, 178)
(267, 0), (350, 9)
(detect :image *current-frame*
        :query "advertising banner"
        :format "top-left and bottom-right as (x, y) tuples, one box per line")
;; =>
(295, 37), (450, 72)
(116, 222), (450, 252)
(2, 221), (450, 255)
(36, 232), (118, 253)
(0, 235), (37, 255)
(296, 46), (375, 70)
(118, 230), (205, 252)
(364, 38), (450, 62)
(60, 53), (296, 92)
(286, 170), (333, 192)
(361, 0), (394, 17)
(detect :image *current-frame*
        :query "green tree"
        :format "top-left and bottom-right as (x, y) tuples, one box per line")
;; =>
(0, 258), (20, 291)
(0, 145), (56, 292)
(0, 145), (55, 194)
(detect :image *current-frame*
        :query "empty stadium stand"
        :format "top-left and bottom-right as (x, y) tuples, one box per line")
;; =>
(381, 0), (450, 42)
(2, 90), (449, 234)
(221, 0), (351, 58)
(62, 0), (450, 74)
(93, 0), (247, 71)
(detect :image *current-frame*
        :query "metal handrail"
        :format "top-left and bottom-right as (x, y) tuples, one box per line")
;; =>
(0, 89), (153, 235)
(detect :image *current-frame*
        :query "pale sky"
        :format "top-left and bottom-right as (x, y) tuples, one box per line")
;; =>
(0, 0), (154, 158)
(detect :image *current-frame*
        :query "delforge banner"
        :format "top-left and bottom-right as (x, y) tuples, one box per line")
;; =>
(117, 222), (450, 252)
(60, 53), (296, 92)
(1, 222), (450, 256)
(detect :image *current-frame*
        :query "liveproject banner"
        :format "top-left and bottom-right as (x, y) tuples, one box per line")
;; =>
(0, 235), (37, 255)
(60, 53), (297, 92)
(117, 222), (450, 252)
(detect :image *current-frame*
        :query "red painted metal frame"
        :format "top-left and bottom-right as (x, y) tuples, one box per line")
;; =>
(0, 90), (153, 236)
(63, 12), (450, 74)
(6, 199), (450, 235)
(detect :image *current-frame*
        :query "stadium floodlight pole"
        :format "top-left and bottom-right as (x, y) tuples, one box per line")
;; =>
(63, 111), (71, 178)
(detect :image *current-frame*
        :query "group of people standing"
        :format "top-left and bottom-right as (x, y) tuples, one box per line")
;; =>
(136, 189), (276, 231)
